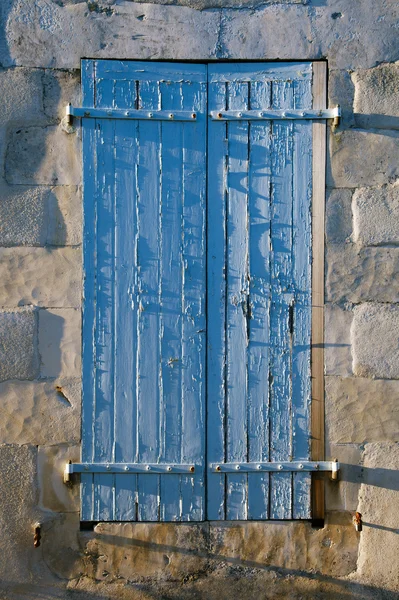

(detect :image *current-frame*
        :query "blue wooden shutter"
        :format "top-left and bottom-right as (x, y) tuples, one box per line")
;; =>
(81, 61), (207, 521)
(207, 63), (313, 520)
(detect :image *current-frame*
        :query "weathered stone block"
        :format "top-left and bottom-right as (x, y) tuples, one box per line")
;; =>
(325, 376), (399, 444)
(357, 442), (399, 590)
(0, 67), (46, 126)
(0, 183), (82, 247)
(0, 444), (41, 583)
(326, 244), (399, 304)
(324, 304), (353, 376)
(353, 62), (399, 130)
(0, 247), (81, 308)
(39, 308), (81, 378)
(353, 184), (399, 247)
(0, 378), (81, 445)
(38, 444), (80, 512)
(324, 443), (363, 512)
(327, 70), (355, 129)
(352, 303), (399, 379)
(327, 129), (399, 188)
(325, 189), (353, 245)
(3, 1), (220, 69)
(0, 308), (39, 382)
(43, 69), (81, 122)
(5, 125), (81, 185)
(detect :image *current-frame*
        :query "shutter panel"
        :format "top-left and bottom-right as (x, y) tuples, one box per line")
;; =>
(207, 63), (313, 520)
(81, 61), (207, 521)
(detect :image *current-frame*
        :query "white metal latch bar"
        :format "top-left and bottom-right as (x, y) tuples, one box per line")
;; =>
(64, 462), (196, 483)
(66, 104), (199, 124)
(209, 106), (341, 121)
(210, 460), (340, 475)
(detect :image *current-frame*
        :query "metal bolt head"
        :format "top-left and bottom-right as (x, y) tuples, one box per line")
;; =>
(235, 465), (240, 470)
(301, 112), (306, 117)
(167, 466), (172, 472)
(124, 465), (129, 471)
(146, 465), (151, 471)
(148, 112), (153, 118)
(125, 111), (130, 116)
(278, 464), (283, 470)
(298, 464), (304, 470)
(259, 112), (264, 117)
(192, 113), (196, 119)
(106, 464), (111, 470)
(190, 466), (195, 473)
(169, 113), (174, 119)
(217, 112), (223, 119)
(238, 112), (242, 117)
(257, 464), (262, 470)
(215, 465), (221, 472)
(282, 112), (287, 118)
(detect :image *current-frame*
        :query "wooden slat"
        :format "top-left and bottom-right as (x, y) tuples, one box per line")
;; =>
(269, 80), (294, 520)
(225, 81), (250, 520)
(247, 80), (272, 520)
(311, 62), (327, 521)
(207, 81), (228, 520)
(292, 78), (313, 520)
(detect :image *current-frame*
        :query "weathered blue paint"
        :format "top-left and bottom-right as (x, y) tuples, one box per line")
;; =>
(81, 61), (207, 521)
(82, 61), (313, 522)
(207, 63), (313, 521)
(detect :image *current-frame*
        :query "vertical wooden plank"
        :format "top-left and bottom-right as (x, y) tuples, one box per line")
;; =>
(158, 81), (184, 521)
(225, 81), (249, 520)
(247, 80), (272, 520)
(136, 79), (162, 521)
(81, 59), (96, 521)
(180, 79), (207, 521)
(269, 80), (294, 520)
(113, 80), (139, 521)
(207, 80), (228, 520)
(311, 62), (327, 522)
(92, 76), (116, 521)
(292, 78), (313, 519)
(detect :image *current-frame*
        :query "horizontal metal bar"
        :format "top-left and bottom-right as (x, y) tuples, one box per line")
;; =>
(64, 462), (196, 476)
(209, 461), (339, 473)
(66, 105), (199, 121)
(209, 107), (340, 121)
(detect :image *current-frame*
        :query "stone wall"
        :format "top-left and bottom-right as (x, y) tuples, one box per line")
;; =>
(0, 1), (398, 599)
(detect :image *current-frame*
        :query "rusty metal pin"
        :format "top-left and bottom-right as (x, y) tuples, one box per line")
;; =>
(190, 466), (195, 473)
(33, 523), (41, 548)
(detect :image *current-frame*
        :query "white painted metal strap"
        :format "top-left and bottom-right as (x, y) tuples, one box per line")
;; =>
(65, 462), (196, 475)
(209, 461), (339, 473)
(66, 104), (199, 121)
(209, 107), (340, 120)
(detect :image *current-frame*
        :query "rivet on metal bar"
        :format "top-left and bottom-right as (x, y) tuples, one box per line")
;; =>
(66, 105), (201, 122)
(209, 106), (341, 121)
(64, 462), (197, 482)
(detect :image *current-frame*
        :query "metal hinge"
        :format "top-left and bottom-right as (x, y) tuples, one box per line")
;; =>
(65, 104), (199, 125)
(209, 106), (340, 122)
(64, 462), (195, 483)
(209, 460), (340, 479)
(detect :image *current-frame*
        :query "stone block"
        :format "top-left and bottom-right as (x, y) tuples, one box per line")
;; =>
(353, 62), (399, 130)
(353, 184), (399, 247)
(357, 442), (399, 590)
(41, 513), (85, 581)
(219, 5), (313, 61)
(0, 444), (41, 583)
(327, 129), (399, 188)
(5, 125), (81, 186)
(327, 69), (355, 129)
(0, 247), (81, 308)
(0, 67), (46, 126)
(0, 183), (82, 247)
(39, 308), (81, 378)
(324, 304), (353, 376)
(324, 443), (363, 512)
(352, 303), (399, 379)
(3, 1), (220, 69)
(325, 376), (399, 444)
(38, 444), (80, 512)
(0, 308), (39, 382)
(325, 189), (353, 245)
(0, 378), (81, 445)
(43, 69), (81, 122)
(326, 244), (399, 304)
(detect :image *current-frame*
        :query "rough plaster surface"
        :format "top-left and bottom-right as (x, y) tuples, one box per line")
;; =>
(324, 304), (353, 376)
(0, 308), (39, 381)
(357, 442), (399, 590)
(328, 129), (399, 188)
(325, 188), (353, 245)
(353, 62), (399, 130)
(353, 184), (399, 247)
(38, 444), (80, 513)
(0, 247), (81, 308)
(326, 244), (399, 304)
(39, 308), (82, 378)
(352, 303), (399, 379)
(324, 444), (363, 513)
(0, 378), (81, 444)
(326, 377), (399, 445)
